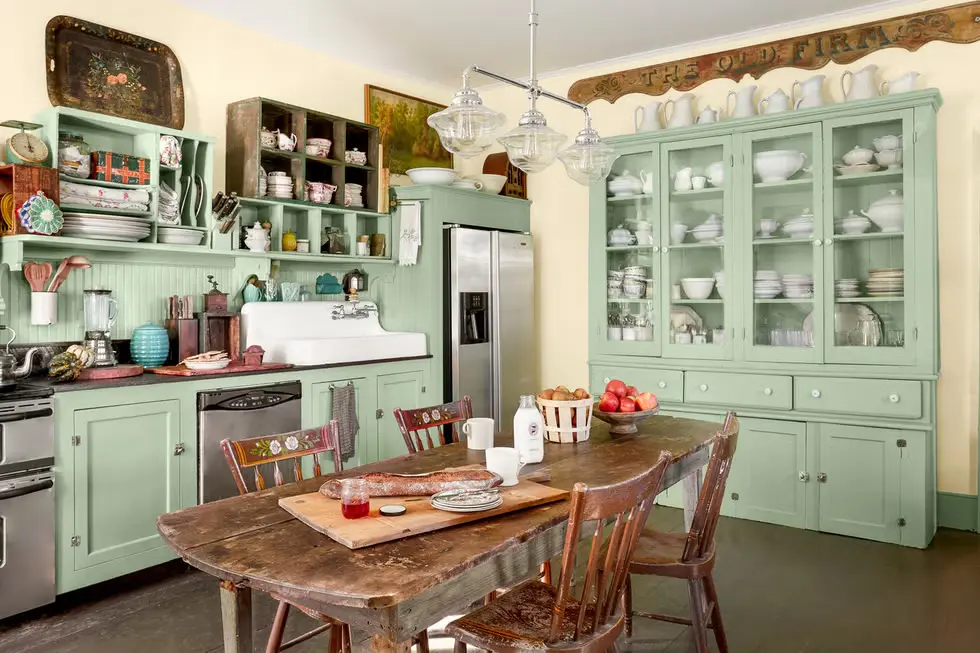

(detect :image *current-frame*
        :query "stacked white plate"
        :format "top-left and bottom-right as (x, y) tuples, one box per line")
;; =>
(430, 489), (502, 513)
(867, 268), (904, 296)
(754, 270), (782, 299)
(61, 213), (151, 242)
(266, 172), (294, 199)
(835, 278), (860, 298)
(159, 182), (179, 224)
(782, 274), (814, 299)
(158, 226), (205, 246)
(345, 183), (363, 208)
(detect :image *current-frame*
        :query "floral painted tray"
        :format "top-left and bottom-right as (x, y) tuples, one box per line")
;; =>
(45, 16), (184, 129)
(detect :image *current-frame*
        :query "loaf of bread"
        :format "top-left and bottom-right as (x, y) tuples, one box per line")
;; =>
(320, 469), (503, 499)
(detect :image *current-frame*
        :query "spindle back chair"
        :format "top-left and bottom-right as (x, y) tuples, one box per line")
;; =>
(393, 396), (472, 453)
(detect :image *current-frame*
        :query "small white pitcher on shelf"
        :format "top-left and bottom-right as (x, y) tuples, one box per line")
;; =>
(634, 101), (664, 132)
(726, 85), (758, 119)
(664, 93), (696, 128)
(841, 64), (879, 101)
(880, 71), (921, 95)
(792, 75), (826, 109)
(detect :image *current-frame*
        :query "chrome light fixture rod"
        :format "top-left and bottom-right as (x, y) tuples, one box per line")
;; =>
(467, 65), (591, 119)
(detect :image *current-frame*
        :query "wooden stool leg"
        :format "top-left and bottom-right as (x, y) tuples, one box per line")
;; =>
(453, 642), (467, 653)
(343, 624), (353, 653)
(415, 630), (430, 653)
(265, 601), (290, 653)
(703, 573), (729, 653)
(541, 560), (552, 584)
(687, 579), (710, 653)
(328, 624), (342, 653)
(623, 574), (634, 639)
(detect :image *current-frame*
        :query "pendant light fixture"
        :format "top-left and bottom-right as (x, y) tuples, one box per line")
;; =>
(427, 0), (618, 184)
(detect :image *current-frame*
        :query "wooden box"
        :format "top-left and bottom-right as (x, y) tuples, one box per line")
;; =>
(0, 164), (60, 237)
(198, 312), (240, 360)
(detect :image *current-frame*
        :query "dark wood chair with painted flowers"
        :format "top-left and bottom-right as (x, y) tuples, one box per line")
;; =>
(393, 396), (473, 453)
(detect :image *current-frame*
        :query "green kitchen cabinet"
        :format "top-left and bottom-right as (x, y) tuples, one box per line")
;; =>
(812, 423), (904, 544)
(310, 378), (378, 469)
(71, 400), (184, 571)
(376, 371), (424, 461)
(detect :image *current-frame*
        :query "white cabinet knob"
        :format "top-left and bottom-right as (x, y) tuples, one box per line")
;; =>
(699, 384), (708, 392)
(889, 394), (900, 403)
(813, 239), (822, 247)
(764, 388), (773, 396)
(658, 381), (667, 388)
(811, 389), (821, 398)
(652, 245), (660, 253)
(604, 378), (610, 384)
(824, 238), (834, 246)
(661, 246), (670, 253)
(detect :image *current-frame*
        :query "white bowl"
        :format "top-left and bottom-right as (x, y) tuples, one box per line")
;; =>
(476, 174), (507, 194)
(691, 227), (721, 242)
(706, 161), (725, 187)
(681, 277), (716, 300)
(873, 149), (903, 169)
(842, 146), (875, 166)
(184, 359), (231, 371)
(407, 168), (457, 185)
(753, 150), (806, 183)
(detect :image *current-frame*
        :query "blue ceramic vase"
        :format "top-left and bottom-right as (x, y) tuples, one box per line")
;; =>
(131, 323), (169, 368)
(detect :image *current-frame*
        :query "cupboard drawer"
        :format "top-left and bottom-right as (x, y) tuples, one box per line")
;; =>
(684, 371), (792, 410)
(794, 377), (921, 419)
(590, 367), (684, 403)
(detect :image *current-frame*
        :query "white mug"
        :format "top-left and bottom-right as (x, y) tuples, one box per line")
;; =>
(485, 447), (526, 487)
(463, 418), (494, 450)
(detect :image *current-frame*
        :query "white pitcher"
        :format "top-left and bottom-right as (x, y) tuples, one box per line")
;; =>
(634, 101), (664, 132)
(639, 170), (654, 195)
(726, 85), (757, 119)
(664, 93), (696, 128)
(880, 71), (920, 95)
(841, 64), (879, 101)
(696, 106), (720, 124)
(674, 167), (694, 192)
(792, 75), (826, 109)
(758, 89), (791, 114)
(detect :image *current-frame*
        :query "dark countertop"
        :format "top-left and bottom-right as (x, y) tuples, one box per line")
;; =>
(37, 355), (433, 393)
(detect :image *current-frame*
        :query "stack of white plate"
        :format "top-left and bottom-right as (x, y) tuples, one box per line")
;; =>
(754, 270), (782, 299)
(430, 489), (502, 513)
(158, 226), (204, 246)
(782, 274), (814, 299)
(61, 213), (151, 242)
(159, 183), (179, 224)
(345, 183), (364, 208)
(782, 215), (814, 239)
(867, 268), (904, 296)
(266, 172), (294, 199)
(835, 278), (860, 298)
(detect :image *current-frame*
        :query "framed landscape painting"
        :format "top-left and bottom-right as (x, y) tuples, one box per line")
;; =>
(365, 85), (452, 181)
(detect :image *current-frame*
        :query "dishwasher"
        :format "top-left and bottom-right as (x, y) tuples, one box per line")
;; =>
(198, 381), (301, 503)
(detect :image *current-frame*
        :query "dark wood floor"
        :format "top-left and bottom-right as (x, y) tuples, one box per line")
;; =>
(2, 507), (979, 652)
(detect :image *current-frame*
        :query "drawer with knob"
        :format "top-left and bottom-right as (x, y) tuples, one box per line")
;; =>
(793, 377), (922, 419)
(590, 367), (684, 403)
(683, 371), (792, 410)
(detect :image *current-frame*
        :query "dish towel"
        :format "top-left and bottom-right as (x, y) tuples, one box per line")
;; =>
(398, 201), (422, 266)
(332, 383), (359, 462)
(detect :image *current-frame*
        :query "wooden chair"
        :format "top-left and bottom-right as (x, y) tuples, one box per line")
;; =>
(445, 450), (674, 652)
(623, 412), (739, 653)
(220, 424), (433, 653)
(393, 396), (473, 453)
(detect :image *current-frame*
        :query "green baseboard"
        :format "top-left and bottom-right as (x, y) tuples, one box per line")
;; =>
(937, 492), (978, 532)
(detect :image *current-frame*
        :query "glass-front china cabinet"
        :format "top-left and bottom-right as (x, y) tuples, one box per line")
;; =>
(588, 90), (940, 549)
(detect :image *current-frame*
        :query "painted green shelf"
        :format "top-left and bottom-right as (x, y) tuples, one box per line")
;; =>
(833, 232), (903, 241)
(607, 298), (655, 303)
(606, 245), (656, 251)
(670, 187), (723, 200)
(673, 299), (723, 304)
(59, 174), (155, 191)
(61, 204), (154, 218)
(608, 194), (654, 203)
(669, 242), (723, 249)
(753, 177), (813, 191)
(753, 237), (813, 246)
(836, 296), (905, 303)
(834, 169), (903, 186)
(755, 298), (813, 304)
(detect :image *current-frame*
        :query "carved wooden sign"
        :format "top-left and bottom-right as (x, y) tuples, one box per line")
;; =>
(568, 2), (980, 104)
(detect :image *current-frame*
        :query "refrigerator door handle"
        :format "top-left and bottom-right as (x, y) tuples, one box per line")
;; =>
(490, 235), (502, 425)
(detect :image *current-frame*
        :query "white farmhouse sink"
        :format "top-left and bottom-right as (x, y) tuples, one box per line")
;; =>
(241, 301), (427, 366)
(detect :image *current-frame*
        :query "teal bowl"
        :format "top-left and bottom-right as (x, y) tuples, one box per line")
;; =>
(131, 323), (169, 368)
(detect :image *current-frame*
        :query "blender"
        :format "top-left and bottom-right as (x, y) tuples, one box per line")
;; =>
(83, 289), (117, 367)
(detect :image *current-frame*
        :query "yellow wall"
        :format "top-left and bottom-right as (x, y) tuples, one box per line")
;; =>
(2, 1), (453, 191)
(464, 0), (979, 494)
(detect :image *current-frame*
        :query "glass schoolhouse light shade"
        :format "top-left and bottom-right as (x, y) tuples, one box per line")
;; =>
(557, 125), (620, 185)
(427, 77), (507, 159)
(497, 109), (567, 174)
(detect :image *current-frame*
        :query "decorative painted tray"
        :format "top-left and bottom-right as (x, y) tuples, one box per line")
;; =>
(45, 16), (185, 129)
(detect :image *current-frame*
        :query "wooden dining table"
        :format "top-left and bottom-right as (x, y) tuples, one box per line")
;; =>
(157, 414), (719, 653)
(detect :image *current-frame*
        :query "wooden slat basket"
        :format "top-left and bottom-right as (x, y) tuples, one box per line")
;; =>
(536, 396), (593, 443)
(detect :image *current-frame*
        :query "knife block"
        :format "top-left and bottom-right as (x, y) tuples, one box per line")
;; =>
(165, 318), (199, 365)
(198, 312), (240, 360)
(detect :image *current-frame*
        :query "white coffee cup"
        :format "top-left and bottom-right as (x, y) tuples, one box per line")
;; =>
(485, 447), (526, 487)
(463, 418), (494, 450)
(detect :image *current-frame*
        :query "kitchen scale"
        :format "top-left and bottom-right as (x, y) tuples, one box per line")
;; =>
(0, 120), (48, 166)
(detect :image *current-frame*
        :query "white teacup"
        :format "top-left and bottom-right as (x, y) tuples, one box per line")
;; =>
(485, 447), (526, 487)
(463, 418), (494, 450)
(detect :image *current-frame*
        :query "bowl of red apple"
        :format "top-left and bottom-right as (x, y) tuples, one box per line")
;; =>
(593, 379), (659, 434)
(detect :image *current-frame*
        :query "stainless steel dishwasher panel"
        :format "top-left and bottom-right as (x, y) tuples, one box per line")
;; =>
(198, 382), (302, 503)
(0, 471), (55, 620)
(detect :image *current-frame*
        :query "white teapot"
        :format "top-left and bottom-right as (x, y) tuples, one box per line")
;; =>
(758, 89), (791, 114)
(244, 221), (270, 253)
(607, 225), (636, 247)
(696, 106), (720, 124)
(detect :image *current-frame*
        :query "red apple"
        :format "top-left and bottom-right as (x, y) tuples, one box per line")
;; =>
(635, 392), (658, 412)
(605, 379), (627, 398)
(625, 385), (639, 398)
(598, 392), (620, 412)
(619, 396), (637, 412)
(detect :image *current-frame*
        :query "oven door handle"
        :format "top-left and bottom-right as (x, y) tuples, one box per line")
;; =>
(0, 408), (53, 423)
(0, 478), (53, 500)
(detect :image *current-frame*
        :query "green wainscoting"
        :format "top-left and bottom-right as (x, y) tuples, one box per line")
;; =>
(937, 492), (979, 532)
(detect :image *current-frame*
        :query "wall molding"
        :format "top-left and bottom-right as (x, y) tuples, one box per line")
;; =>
(937, 491), (978, 532)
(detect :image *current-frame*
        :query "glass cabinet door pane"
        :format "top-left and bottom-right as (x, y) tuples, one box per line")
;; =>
(743, 125), (823, 363)
(602, 151), (659, 355)
(824, 110), (914, 365)
(660, 137), (732, 360)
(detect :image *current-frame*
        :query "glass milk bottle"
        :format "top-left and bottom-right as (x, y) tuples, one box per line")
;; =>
(513, 395), (544, 463)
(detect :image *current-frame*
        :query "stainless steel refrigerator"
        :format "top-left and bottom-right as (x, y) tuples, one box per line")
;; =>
(445, 226), (535, 424)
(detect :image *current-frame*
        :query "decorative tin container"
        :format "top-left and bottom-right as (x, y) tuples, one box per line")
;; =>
(130, 323), (169, 368)
(91, 151), (151, 185)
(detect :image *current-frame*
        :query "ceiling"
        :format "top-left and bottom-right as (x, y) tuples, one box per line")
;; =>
(179, 0), (903, 88)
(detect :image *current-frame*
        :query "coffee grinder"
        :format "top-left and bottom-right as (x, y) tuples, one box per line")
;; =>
(83, 289), (117, 367)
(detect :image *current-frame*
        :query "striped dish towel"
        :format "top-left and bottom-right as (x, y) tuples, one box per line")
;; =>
(332, 384), (359, 462)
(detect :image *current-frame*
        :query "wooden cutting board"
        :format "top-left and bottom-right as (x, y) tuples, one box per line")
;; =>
(146, 362), (292, 376)
(279, 480), (568, 549)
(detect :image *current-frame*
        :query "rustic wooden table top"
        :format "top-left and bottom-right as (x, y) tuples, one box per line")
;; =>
(157, 414), (719, 651)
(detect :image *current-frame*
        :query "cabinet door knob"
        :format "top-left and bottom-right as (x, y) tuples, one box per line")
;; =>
(763, 387), (773, 396)
(824, 238), (834, 246)
(813, 239), (822, 247)
(699, 384), (708, 392)
(889, 393), (900, 403)
(604, 377), (610, 384)
(376, 409), (384, 419)
(661, 246), (669, 253)
(173, 443), (185, 456)
(817, 472), (828, 483)
(652, 245), (660, 253)
(799, 471), (810, 482)
(811, 389), (821, 398)
(658, 381), (666, 388)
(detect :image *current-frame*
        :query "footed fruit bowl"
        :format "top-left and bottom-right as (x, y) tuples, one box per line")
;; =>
(592, 406), (660, 435)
